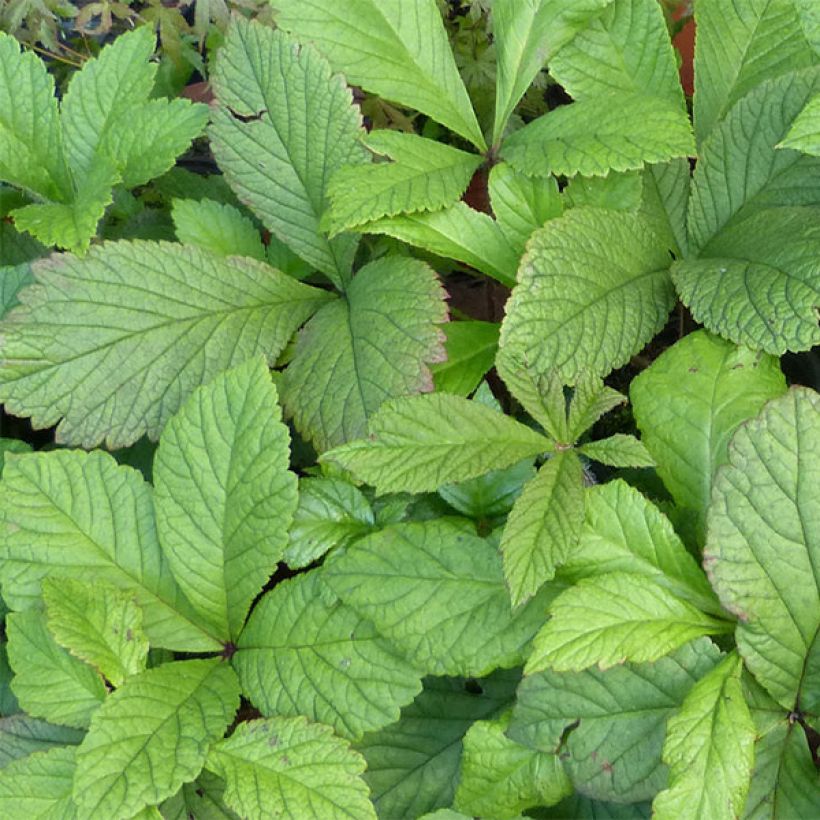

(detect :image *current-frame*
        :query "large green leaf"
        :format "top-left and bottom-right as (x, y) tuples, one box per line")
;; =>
(281, 256), (447, 452)
(693, 0), (816, 145)
(630, 331), (787, 541)
(500, 94), (694, 178)
(207, 717), (376, 820)
(234, 570), (422, 740)
(509, 638), (722, 803)
(0, 746), (78, 820)
(704, 388), (820, 709)
(499, 209), (676, 382)
(322, 393), (551, 494)
(356, 671), (519, 818)
(209, 18), (367, 288)
(325, 131), (482, 235)
(73, 659), (240, 818)
(325, 519), (556, 676)
(780, 92), (820, 154)
(0, 450), (219, 652)
(6, 611), (105, 729)
(501, 451), (585, 607)
(154, 357), (297, 640)
(653, 654), (755, 820)
(272, 0), (484, 149)
(491, 0), (615, 141)
(0, 240), (330, 448)
(0, 715), (83, 770)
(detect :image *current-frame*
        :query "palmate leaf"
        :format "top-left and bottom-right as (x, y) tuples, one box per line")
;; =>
(73, 659), (240, 819)
(631, 331), (787, 542)
(509, 638), (722, 803)
(273, 0), (484, 150)
(281, 256), (447, 452)
(325, 519), (557, 677)
(704, 388), (820, 709)
(322, 392), (551, 494)
(0, 745), (78, 820)
(171, 199), (265, 260)
(209, 18), (368, 288)
(0, 450), (220, 652)
(154, 358), (297, 640)
(207, 717), (375, 820)
(653, 654), (756, 820)
(325, 131), (482, 236)
(0, 241), (330, 448)
(234, 570), (422, 740)
(499, 209), (676, 382)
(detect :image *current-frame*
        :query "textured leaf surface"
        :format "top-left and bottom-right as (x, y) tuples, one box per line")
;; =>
(235, 571), (421, 740)
(73, 660), (240, 818)
(431, 320), (499, 396)
(282, 256), (447, 452)
(326, 131), (482, 235)
(1, 265), (33, 321)
(578, 434), (654, 468)
(43, 577), (148, 688)
(631, 331), (787, 540)
(325, 519), (556, 676)
(0, 450), (219, 651)
(0, 241), (329, 448)
(500, 209), (676, 382)
(207, 717), (375, 820)
(7, 611), (105, 729)
(509, 639), (722, 803)
(653, 654), (755, 820)
(454, 714), (571, 817)
(704, 388), (820, 708)
(356, 671), (519, 818)
(501, 451), (585, 607)
(0, 715), (83, 769)
(273, 0), (484, 149)
(160, 771), (238, 820)
(780, 92), (820, 154)
(154, 358), (297, 639)
(322, 393), (551, 494)
(0, 746), (77, 820)
(209, 19), (366, 287)
(438, 458), (535, 520)
(171, 199), (265, 260)
(526, 573), (729, 673)
(501, 94), (694, 178)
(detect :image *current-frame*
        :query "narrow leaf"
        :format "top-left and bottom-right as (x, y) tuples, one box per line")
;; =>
(578, 434), (655, 468)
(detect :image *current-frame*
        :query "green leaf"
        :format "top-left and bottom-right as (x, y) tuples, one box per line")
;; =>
(0, 642), (16, 715)
(43, 577), (148, 688)
(454, 713), (571, 817)
(322, 393), (551, 494)
(0, 746), (78, 820)
(207, 717), (375, 819)
(209, 18), (367, 288)
(501, 451), (585, 607)
(560, 480), (721, 617)
(674, 206), (820, 354)
(0, 240), (330, 448)
(235, 570), (421, 740)
(491, 0), (615, 141)
(579, 434), (655, 468)
(566, 380), (630, 442)
(171, 199), (265, 260)
(326, 131), (482, 235)
(501, 94), (694, 178)
(438, 458), (536, 520)
(795, 0), (820, 53)
(154, 357), (297, 640)
(0, 32), (71, 201)
(0, 450), (220, 652)
(6, 611), (105, 729)
(431, 320), (499, 396)
(780, 93), (820, 155)
(541, 794), (652, 818)
(488, 163), (563, 255)
(356, 671), (519, 818)
(693, 0), (816, 145)
(160, 771), (239, 820)
(641, 159), (691, 257)
(0, 437), (30, 476)
(509, 639), (722, 803)
(564, 170), (644, 212)
(325, 519), (557, 676)
(653, 654), (756, 820)
(704, 388), (820, 709)
(631, 330), (787, 541)
(73, 659), (240, 819)
(499, 209), (676, 382)
(273, 0), (484, 150)
(525, 572), (730, 674)
(364, 202), (520, 286)
(285, 477), (375, 569)
(0, 263), (33, 321)
(281, 256), (447, 452)
(0, 221), (47, 267)
(0, 716), (83, 769)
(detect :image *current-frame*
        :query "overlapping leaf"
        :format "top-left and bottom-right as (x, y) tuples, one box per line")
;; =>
(171, 199), (265, 260)
(0, 717), (83, 769)
(0, 746), (78, 819)
(780, 92), (820, 154)
(431, 321), (499, 396)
